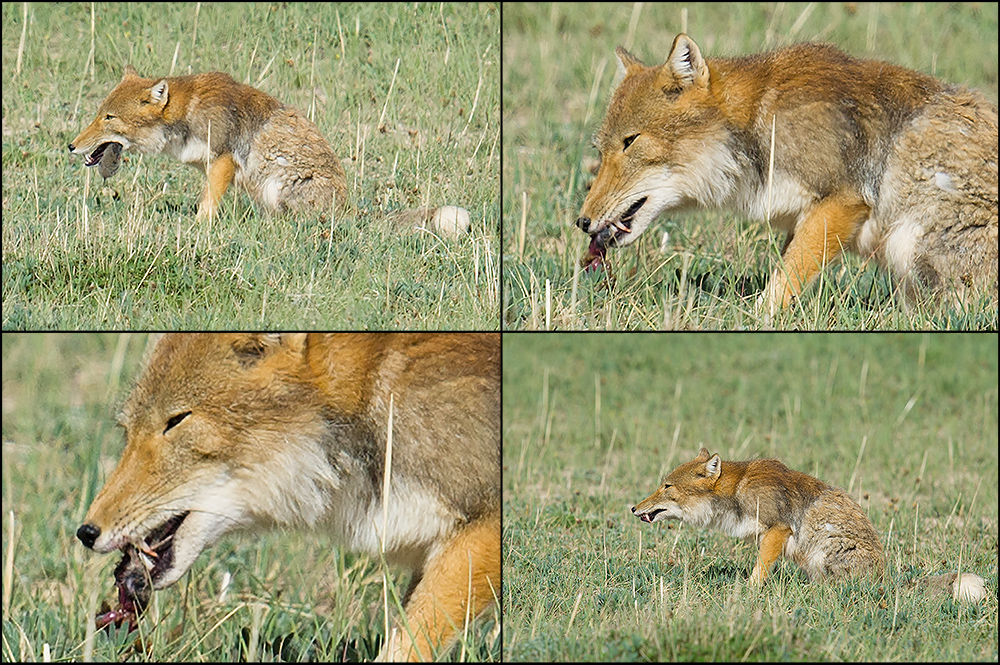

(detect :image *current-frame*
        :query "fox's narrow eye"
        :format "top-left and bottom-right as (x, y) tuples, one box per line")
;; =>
(623, 134), (639, 150)
(104, 114), (115, 120)
(164, 411), (191, 433)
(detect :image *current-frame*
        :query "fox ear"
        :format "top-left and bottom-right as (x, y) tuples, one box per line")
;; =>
(612, 46), (645, 90)
(704, 453), (722, 479)
(149, 79), (169, 105)
(231, 334), (279, 364)
(665, 34), (708, 88)
(123, 64), (139, 80)
(230, 333), (308, 366)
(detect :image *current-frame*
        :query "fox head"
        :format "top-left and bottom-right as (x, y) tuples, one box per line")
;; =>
(76, 333), (342, 591)
(631, 447), (721, 526)
(68, 66), (172, 166)
(577, 34), (738, 254)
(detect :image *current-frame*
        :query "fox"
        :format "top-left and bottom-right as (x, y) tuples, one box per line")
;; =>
(69, 66), (348, 221)
(75, 332), (500, 661)
(577, 34), (998, 315)
(631, 447), (883, 584)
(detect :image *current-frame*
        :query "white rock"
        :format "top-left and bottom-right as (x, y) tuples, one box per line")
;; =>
(430, 205), (471, 239)
(952, 572), (987, 603)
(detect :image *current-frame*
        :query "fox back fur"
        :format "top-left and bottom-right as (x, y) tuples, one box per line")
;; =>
(632, 447), (883, 584)
(70, 66), (348, 221)
(76, 333), (499, 661)
(578, 35), (998, 314)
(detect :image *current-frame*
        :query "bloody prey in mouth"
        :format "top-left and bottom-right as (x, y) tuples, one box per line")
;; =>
(94, 547), (152, 632)
(87, 511), (187, 633)
(580, 235), (608, 272)
(578, 196), (647, 272)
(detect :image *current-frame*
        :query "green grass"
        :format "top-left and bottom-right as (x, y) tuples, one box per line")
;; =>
(502, 2), (999, 329)
(502, 332), (998, 660)
(1, 333), (500, 661)
(2, 2), (500, 329)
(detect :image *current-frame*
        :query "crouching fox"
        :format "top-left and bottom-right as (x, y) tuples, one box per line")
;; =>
(69, 66), (348, 220)
(578, 35), (998, 315)
(632, 447), (883, 584)
(76, 333), (500, 661)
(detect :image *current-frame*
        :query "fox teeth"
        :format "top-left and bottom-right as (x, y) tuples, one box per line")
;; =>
(611, 219), (632, 233)
(133, 538), (158, 559)
(147, 533), (173, 552)
(138, 550), (155, 571)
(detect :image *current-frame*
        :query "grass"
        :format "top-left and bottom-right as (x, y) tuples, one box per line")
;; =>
(502, 332), (998, 660)
(501, 2), (999, 329)
(1, 333), (500, 661)
(2, 2), (500, 329)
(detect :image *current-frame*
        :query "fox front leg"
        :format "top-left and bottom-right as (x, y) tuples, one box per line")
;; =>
(749, 524), (793, 585)
(381, 512), (500, 661)
(196, 153), (237, 221)
(760, 191), (871, 317)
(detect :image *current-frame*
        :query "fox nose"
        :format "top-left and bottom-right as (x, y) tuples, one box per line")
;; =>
(576, 217), (591, 232)
(68, 143), (76, 152)
(77, 523), (100, 549)
(630, 506), (637, 514)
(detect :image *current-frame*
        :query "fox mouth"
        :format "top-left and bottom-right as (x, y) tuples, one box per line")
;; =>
(84, 141), (120, 166)
(636, 509), (664, 523)
(95, 511), (189, 632)
(83, 141), (124, 179)
(134, 511), (189, 585)
(582, 197), (647, 271)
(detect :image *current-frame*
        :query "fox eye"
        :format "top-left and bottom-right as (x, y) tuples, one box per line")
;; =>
(104, 114), (115, 120)
(623, 134), (639, 150)
(164, 411), (191, 433)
